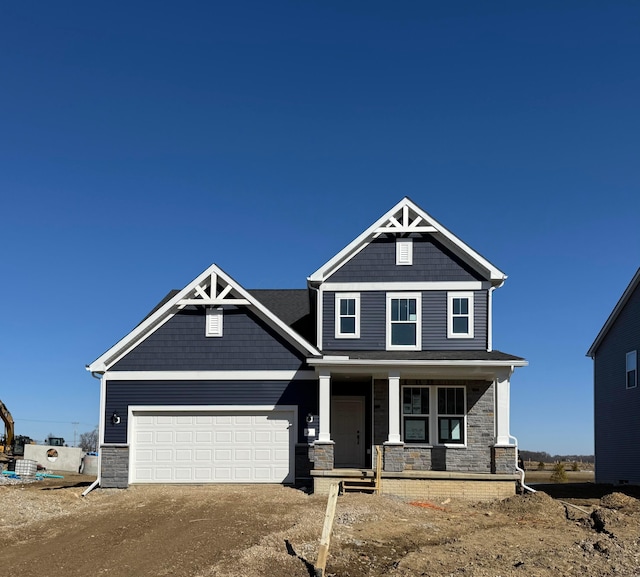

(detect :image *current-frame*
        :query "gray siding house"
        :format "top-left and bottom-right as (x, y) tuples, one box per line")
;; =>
(587, 268), (640, 485)
(87, 197), (527, 499)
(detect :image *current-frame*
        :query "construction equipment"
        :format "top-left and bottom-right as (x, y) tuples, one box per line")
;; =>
(0, 399), (15, 462)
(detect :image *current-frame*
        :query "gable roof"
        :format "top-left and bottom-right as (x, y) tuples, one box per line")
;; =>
(307, 197), (506, 286)
(87, 264), (320, 373)
(587, 267), (640, 358)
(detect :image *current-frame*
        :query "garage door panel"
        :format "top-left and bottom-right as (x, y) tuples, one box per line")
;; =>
(131, 410), (293, 484)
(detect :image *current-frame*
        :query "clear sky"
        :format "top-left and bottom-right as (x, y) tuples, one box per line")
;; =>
(1, 2), (638, 454)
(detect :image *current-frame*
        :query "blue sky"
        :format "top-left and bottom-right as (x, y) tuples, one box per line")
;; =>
(1, 2), (638, 454)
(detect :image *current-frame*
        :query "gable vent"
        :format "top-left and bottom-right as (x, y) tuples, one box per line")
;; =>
(206, 307), (223, 337)
(396, 239), (413, 265)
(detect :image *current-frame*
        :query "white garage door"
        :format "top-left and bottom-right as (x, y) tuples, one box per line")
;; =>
(130, 409), (294, 484)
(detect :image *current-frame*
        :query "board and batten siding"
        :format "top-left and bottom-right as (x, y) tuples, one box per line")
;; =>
(323, 290), (487, 350)
(104, 380), (318, 445)
(327, 236), (484, 283)
(111, 306), (307, 372)
(593, 283), (640, 485)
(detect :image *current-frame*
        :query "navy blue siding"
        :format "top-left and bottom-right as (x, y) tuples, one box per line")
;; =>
(594, 283), (640, 484)
(104, 380), (318, 445)
(112, 306), (307, 371)
(323, 290), (487, 350)
(327, 236), (484, 283)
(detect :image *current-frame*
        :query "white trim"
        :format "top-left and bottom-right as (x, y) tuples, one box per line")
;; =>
(396, 238), (413, 265)
(386, 292), (422, 351)
(334, 293), (360, 339)
(87, 263), (320, 372)
(316, 285), (323, 349)
(309, 358), (528, 367)
(322, 281), (489, 291)
(447, 291), (475, 339)
(494, 370), (513, 446)
(104, 370), (317, 381)
(487, 287), (494, 352)
(307, 197), (507, 284)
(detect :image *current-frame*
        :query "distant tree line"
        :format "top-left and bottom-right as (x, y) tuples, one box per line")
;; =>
(519, 450), (594, 464)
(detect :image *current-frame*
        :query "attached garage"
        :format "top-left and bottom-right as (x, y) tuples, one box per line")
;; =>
(129, 407), (296, 484)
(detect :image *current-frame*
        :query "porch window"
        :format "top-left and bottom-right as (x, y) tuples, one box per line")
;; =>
(335, 293), (360, 338)
(437, 387), (465, 444)
(387, 292), (421, 350)
(402, 387), (429, 443)
(447, 292), (474, 339)
(627, 351), (637, 389)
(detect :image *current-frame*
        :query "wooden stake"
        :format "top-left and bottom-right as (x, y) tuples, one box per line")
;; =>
(315, 482), (340, 577)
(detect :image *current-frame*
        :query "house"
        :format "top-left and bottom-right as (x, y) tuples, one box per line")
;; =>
(87, 197), (527, 499)
(587, 268), (640, 485)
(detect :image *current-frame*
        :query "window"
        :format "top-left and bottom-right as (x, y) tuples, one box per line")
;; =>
(387, 293), (421, 350)
(396, 239), (413, 265)
(335, 293), (360, 338)
(448, 292), (474, 339)
(437, 387), (465, 444)
(402, 387), (429, 443)
(205, 307), (223, 337)
(627, 351), (637, 389)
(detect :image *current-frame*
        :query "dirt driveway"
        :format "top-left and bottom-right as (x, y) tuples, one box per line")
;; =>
(2, 474), (640, 577)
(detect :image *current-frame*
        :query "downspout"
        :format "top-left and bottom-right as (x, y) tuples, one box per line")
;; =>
(82, 370), (103, 497)
(487, 286), (495, 352)
(509, 434), (536, 494)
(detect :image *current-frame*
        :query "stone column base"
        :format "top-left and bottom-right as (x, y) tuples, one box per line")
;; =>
(492, 445), (517, 474)
(311, 441), (335, 470)
(383, 443), (405, 472)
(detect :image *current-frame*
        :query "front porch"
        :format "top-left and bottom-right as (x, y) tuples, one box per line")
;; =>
(307, 361), (523, 499)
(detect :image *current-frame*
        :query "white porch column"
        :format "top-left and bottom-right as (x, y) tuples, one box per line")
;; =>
(318, 369), (332, 442)
(387, 370), (401, 443)
(495, 369), (513, 446)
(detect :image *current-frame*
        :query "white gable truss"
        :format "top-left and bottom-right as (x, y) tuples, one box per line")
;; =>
(307, 197), (507, 286)
(88, 264), (320, 373)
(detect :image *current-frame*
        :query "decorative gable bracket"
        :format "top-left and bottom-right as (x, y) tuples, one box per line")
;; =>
(177, 272), (250, 308)
(373, 203), (437, 238)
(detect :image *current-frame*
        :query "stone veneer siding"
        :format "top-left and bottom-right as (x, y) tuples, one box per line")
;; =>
(311, 442), (334, 470)
(492, 446), (517, 474)
(383, 444), (404, 472)
(400, 380), (495, 472)
(100, 445), (129, 488)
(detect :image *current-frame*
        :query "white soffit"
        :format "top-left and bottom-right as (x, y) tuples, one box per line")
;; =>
(307, 197), (506, 285)
(87, 263), (319, 372)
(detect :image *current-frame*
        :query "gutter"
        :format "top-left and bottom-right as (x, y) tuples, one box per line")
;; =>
(509, 434), (536, 494)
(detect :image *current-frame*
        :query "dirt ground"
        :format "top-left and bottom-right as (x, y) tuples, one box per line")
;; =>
(2, 473), (640, 577)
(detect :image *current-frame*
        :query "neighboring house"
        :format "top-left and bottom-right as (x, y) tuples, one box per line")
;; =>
(587, 268), (640, 485)
(87, 197), (527, 499)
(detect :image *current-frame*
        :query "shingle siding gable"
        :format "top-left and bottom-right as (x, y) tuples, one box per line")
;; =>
(327, 236), (485, 283)
(111, 306), (308, 371)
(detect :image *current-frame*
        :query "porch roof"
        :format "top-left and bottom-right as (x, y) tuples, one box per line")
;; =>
(319, 350), (525, 362)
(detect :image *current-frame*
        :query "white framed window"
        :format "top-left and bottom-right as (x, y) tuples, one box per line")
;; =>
(386, 292), (421, 350)
(402, 386), (429, 443)
(205, 307), (223, 337)
(447, 292), (474, 339)
(400, 384), (467, 446)
(396, 238), (413, 265)
(437, 387), (465, 444)
(627, 351), (637, 389)
(335, 293), (360, 338)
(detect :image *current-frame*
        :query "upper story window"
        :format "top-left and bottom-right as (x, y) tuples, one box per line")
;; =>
(627, 351), (637, 389)
(387, 292), (421, 350)
(396, 238), (413, 265)
(447, 292), (474, 339)
(335, 293), (360, 338)
(205, 307), (223, 337)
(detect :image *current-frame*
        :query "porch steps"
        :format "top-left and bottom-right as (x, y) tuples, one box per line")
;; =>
(340, 446), (383, 494)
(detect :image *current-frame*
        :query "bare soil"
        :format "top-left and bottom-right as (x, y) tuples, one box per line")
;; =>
(2, 474), (640, 577)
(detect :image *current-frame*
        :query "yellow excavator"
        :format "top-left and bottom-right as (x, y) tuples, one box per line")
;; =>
(1, 399), (16, 463)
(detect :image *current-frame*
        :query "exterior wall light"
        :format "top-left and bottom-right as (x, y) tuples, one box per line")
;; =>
(111, 412), (121, 425)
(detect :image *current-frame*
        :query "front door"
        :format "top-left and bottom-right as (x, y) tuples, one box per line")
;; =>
(331, 396), (365, 468)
